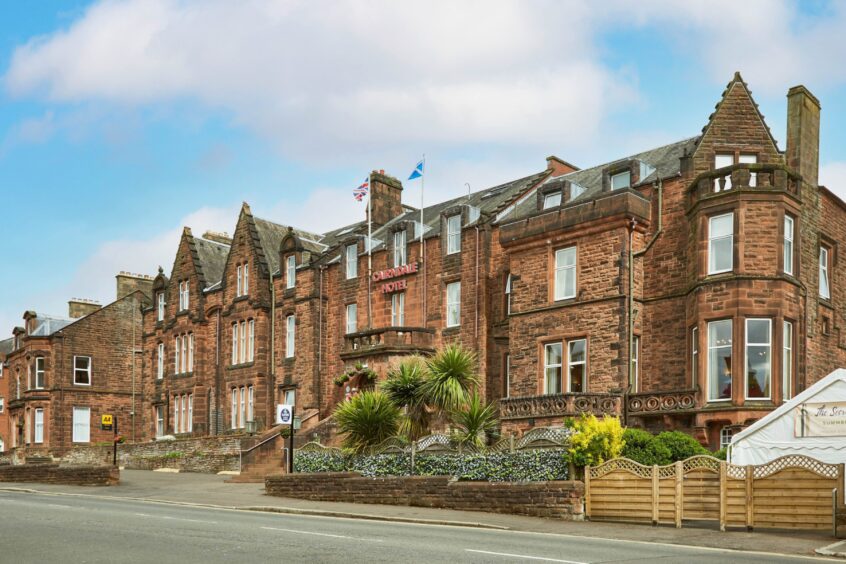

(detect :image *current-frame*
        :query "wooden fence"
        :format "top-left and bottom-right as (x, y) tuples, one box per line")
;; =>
(586, 455), (844, 532)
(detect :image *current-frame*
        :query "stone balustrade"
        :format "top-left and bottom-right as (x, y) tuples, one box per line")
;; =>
(341, 326), (435, 359)
(626, 389), (697, 416)
(499, 393), (622, 421)
(688, 163), (802, 208)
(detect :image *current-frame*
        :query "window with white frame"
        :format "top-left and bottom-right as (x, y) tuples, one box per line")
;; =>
(188, 333), (194, 372)
(157, 292), (165, 321)
(181, 394), (187, 433)
(175, 336), (181, 373)
(714, 153), (734, 191)
(286, 255), (296, 289)
(391, 293), (405, 326)
(173, 396), (180, 433)
(0, 397), (4, 413)
(720, 427), (733, 449)
(346, 244), (358, 279)
(72, 407), (90, 443)
(181, 334), (188, 373)
(0, 437), (4, 452)
(239, 386), (246, 428)
(188, 394), (193, 432)
(155, 406), (164, 438)
(708, 319), (732, 401)
(610, 170), (631, 190)
(394, 230), (407, 266)
(568, 339), (587, 393)
(230, 388), (237, 430)
(820, 246), (831, 299)
(247, 319), (255, 362)
(746, 318), (771, 399)
(784, 215), (794, 276)
(783, 320), (793, 402)
(446, 282), (461, 327)
(554, 247), (577, 300)
(34, 408), (43, 443)
(739, 154), (757, 187)
(286, 315), (295, 358)
(504, 354), (511, 398)
(157, 343), (164, 379)
(236, 263), (250, 297)
(346, 303), (357, 334)
(544, 343), (562, 394)
(708, 213), (733, 274)
(692, 327), (699, 388)
(632, 336), (640, 392)
(236, 265), (242, 297)
(231, 323), (239, 365)
(73, 356), (91, 386)
(543, 191), (562, 209)
(284, 388), (296, 407)
(239, 320), (247, 363)
(178, 281), (189, 311)
(446, 214), (461, 254)
(505, 273), (512, 315)
(34, 357), (45, 389)
(247, 386), (254, 423)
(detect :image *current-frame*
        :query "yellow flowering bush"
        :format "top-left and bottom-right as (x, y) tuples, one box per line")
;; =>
(566, 414), (624, 467)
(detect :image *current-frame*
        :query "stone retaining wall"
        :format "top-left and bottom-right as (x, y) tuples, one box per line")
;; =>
(0, 464), (119, 486)
(265, 472), (585, 520)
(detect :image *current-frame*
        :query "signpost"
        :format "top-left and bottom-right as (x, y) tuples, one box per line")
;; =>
(102, 414), (118, 466)
(276, 404), (300, 474)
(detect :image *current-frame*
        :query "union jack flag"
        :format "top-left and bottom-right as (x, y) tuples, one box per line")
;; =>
(353, 177), (369, 202)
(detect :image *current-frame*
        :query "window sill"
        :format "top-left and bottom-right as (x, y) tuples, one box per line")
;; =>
(234, 295), (249, 303)
(226, 362), (255, 371)
(442, 326), (461, 336)
(171, 371), (195, 378)
(175, 310), (189, 318)
(818, 298), (834, 310)
(552, 296), (576, 304)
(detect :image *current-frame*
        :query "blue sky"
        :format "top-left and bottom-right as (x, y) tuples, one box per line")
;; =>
(2, 0), (846, 332)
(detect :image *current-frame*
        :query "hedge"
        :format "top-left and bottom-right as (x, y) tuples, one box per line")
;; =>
(294, 449), (569, 482)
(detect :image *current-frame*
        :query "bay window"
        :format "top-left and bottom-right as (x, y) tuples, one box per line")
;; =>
(567, 339), (587, 393)
(784, 215), (794, 276)
(34, 357), (45, 389)
(714, 153), (734, 191)
(392, 292), (405, 326)
(707, 320), (732, 401)
(708, 213), (733, 274)
(783, 320), (793, 401)
(544, 343), (562, 394)
(691, 327), (699, 388)
(745, 319), (771, 399)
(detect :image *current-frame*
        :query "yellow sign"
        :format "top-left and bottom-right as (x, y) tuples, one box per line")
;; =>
(101, 414), (113, 426)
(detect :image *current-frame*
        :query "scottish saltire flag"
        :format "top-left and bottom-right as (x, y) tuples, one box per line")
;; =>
(353, 177), (369, 201)
(408, 159), (424, 180)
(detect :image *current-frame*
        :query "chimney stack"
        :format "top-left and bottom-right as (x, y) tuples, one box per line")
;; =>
(367, 170), (403, 227)
(68, 299), (101, 319)
(116, 271), (154, 300)
(202, 230), (233, 245)
(786, 85), (821, 188)
(546, 155), (579, 177)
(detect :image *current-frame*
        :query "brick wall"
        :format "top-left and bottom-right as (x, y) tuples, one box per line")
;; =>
(265, 472), (585, 520)
(0, 464), (119, 486)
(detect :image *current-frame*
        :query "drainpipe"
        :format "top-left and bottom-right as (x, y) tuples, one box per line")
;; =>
(269, 267), (275, 425)
(317, 265), (325, 414)
(215, 309), (221, 435)
(633, 178), (664, 258)
(131, 294), (136, 442)
(475, 226), (480, 340)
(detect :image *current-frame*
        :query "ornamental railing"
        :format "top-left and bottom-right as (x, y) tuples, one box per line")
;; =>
(342, 326), (436, 358)
(687, 163), (802, 208)
(626, 389), (697, 416)
(499, 393), (622, 421)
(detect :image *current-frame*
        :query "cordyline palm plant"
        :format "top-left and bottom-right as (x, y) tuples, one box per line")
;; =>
(380, 356), (430, 441)
(333, 390), (401, 453)
(422, 344), (480, 413)
(450, 392), (499, 448)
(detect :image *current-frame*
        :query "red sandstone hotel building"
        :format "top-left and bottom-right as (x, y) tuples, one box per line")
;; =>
(84, 72), (842, 452)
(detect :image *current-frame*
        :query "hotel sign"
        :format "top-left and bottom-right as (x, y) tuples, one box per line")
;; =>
(795, 402), (846, 437)
(373, 261), (419, 293)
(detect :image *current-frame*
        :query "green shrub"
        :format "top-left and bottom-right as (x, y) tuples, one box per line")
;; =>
(654, 431), (708, 461)
(621, 428), (672, 466)
(713, 447), (728, 460)
(566, 414), (624, 467)
(333, 391), (401, 453)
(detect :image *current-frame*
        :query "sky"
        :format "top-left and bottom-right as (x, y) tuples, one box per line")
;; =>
(2, 0), (846, 333)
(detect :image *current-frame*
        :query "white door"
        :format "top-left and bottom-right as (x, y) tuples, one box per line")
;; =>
(72, 407), (90, 443)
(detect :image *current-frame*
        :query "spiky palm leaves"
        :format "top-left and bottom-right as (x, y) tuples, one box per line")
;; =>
(333, 391), (401, 453)
(450, 393), (499, 448)
(422, 344), (480, 412)
(380, 356), (430, 441)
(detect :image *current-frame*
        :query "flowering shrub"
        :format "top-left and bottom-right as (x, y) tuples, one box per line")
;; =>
(566, 414), (624, 467)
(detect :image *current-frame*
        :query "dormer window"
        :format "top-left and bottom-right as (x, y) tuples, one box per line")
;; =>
(543, 192), (562, 209)
(178, 281), (189, 311)
(446, 214), (461, 254)
(156, 292), (165, 321)
(394, 230), (407, 266)
(345, 244), (358, 279)
(286, 255), (296, 289)
(610, 170), (631, 190)
(570, 183), (585, 200)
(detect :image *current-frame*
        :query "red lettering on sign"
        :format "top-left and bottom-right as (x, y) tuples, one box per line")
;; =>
(372, 261), (419, 283)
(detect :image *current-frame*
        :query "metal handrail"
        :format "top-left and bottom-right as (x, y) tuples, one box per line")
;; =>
(238, 430), (282, 472)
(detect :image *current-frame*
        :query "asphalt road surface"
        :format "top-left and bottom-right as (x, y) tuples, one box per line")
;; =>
(0, 490), (832, 563)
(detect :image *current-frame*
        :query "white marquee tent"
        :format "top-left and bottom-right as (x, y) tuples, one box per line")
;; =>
(730, 368), (846, 465)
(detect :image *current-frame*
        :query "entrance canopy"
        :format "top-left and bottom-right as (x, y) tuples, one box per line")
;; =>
(730, 368), (846, 465)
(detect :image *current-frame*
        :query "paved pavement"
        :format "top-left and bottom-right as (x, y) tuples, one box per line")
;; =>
(0, 469), (840, 561)
(0, 489), (837, 563)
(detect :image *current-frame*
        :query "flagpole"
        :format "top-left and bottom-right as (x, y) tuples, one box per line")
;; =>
(420, 154), (426, 329)
(367, 172), (373, 329)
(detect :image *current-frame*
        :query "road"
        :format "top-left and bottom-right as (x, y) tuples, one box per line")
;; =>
(0, 490), (832, 563)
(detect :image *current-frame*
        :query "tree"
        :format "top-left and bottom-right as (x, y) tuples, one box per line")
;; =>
(450, 393), (498, 448)
(422, 344), (480, 413)
(381, 356), (430, 441)
(333, 391), (401, 453)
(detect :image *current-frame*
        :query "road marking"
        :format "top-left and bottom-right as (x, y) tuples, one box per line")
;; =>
(134, 512), (216, 524)
(260, 526), (383, 543)
(45, 503), (73, 509)
(465, 549), (587, 563)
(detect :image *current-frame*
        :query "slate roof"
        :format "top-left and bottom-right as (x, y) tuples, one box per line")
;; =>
(194, 237), (230, 289)
(254, 217), (325, 273)
(29, 314), (74, 336)
(0, 338), (13, 355)
(504, 137), (698, 223)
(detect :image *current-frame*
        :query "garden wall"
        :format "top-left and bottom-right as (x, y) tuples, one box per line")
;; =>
(0, 464), (119, 486)
(266, 472), (585, 520)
